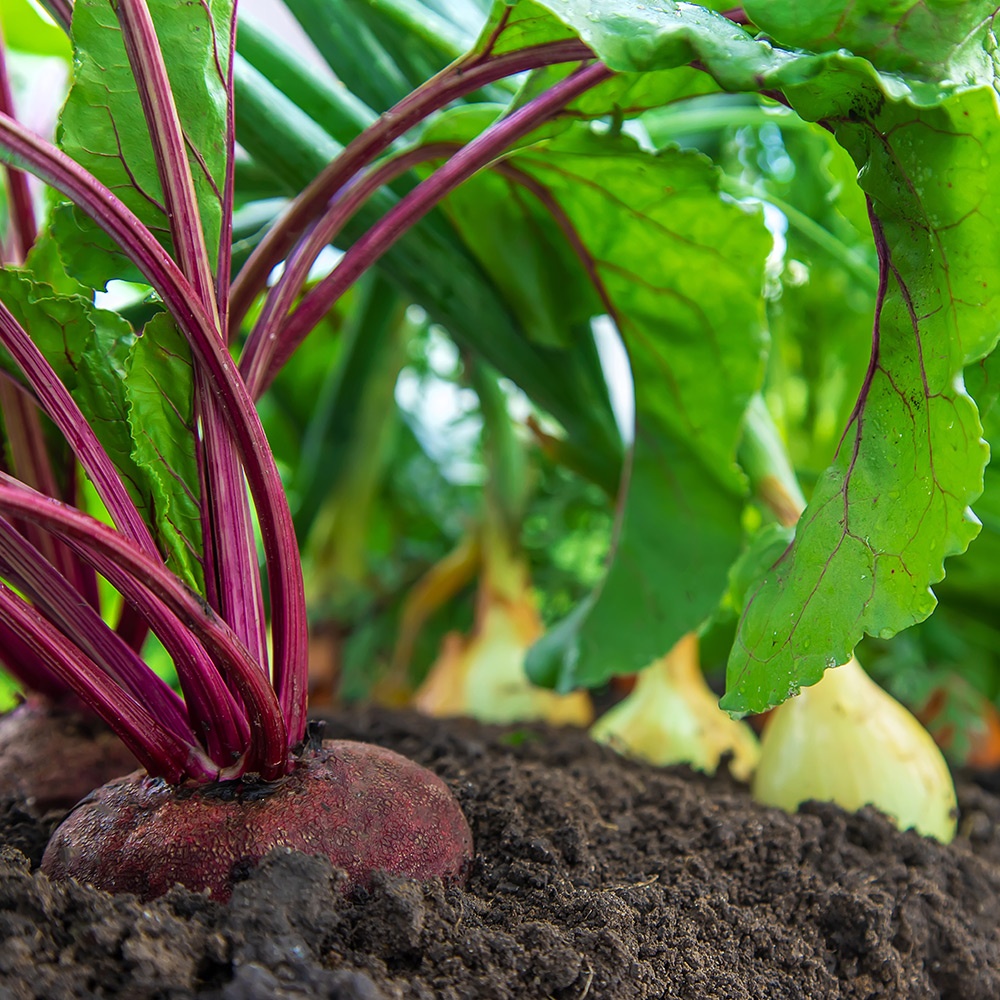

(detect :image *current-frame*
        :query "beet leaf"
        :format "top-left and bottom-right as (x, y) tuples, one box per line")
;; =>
(55, 0), (231, 288)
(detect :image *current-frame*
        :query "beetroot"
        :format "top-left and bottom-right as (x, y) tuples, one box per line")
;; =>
(0, 697), (138, 812)
(41, 740), (473, 901)
(0, 0), (514, 913)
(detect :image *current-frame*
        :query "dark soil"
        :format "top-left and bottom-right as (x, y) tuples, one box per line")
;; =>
(2, 708), (1000, 999)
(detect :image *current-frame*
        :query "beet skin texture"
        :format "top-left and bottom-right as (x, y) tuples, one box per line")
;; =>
(41, 740), (473, 901)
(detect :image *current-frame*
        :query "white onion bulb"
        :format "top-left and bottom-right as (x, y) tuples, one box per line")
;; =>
(591, 634), (761, 781)
(752, 656), (957, 842)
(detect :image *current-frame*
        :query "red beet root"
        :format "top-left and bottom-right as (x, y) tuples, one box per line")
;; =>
(41, 740), (473, 901)
(0, 697), (138, 811)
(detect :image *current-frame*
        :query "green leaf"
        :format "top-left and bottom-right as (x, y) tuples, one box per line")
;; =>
(514, 130), (768, 688)
(55, 0), (232, 287)
(490, 0), (723, 123)
(282, 0), (414, 111)
(528, 0), (993, 106)
(0, 270), (203, 591)
(0, 0), (71, 59)
(471, 0), (579, 57)
(234, 58), (623, 485)
(503, 0), (1000, 711)
(236, 16), (378, 149)
(540, 447), (747, 687)
(724, 82), (1000, 714)
(475, 0), (756, 66)
(728, 523), (796, 614)
(440, 168), (595, 348)
(417, 106), (599, 349)
(23, 226), (90, 298)
(514, 132), (768, 478)
(0, 269), (132, 457)
(744, 0), (1000, 80)
(531, 0), (793, 82)
(517, 63), (720, 123)
(50, 202), (144, 289)
(125, 313), (204, 592)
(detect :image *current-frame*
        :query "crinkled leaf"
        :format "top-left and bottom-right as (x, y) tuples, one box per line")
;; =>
(23, 226), (90, 298)
(529, 0), (993, 106)
(473, 0), (773, 118)
(55, 0), (232, 287)
(744, 0), (1000, 80)
(510, 130), (768, 688)
(0, 271), (203, 591)
(489, 0), (721, 122)
(50, 202), (144, 289)
(474, 0), (738, 59)
(474, 0), (766, 128)
(0, 269), (133, 460)
(510, 0), (1000, 711)
(723, 85), (1000, 713)
(531, 0), (797, 82)
(125, 312), (204, 592)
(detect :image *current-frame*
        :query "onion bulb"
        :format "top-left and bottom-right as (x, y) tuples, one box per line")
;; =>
(752, 656), (957, 842)
(413, 535), (592, 726)
(590, 634), (760, 781)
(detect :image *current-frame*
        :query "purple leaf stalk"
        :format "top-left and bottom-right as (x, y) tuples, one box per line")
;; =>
(0, 0), (612, 786)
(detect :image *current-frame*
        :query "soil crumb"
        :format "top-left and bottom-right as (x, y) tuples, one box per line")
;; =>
(1, 708), (998, 999)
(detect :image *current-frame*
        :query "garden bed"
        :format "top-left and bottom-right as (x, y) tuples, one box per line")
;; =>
(2, 708), (999, 999)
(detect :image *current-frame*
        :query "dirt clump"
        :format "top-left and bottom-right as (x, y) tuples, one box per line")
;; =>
(0, 707), (997, 999)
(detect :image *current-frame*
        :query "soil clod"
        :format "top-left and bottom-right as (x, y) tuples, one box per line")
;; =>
(1, 708), (998, 999)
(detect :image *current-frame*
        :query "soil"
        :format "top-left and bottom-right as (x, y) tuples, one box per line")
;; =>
(1, 708), (999, 1000)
